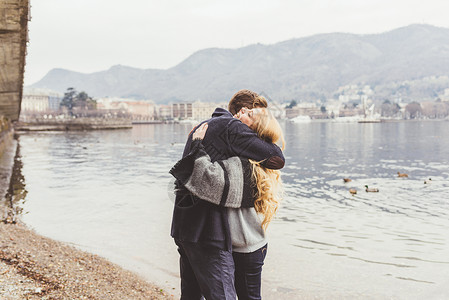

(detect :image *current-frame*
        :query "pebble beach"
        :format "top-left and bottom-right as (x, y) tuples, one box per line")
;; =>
(0, 221), (174, 299)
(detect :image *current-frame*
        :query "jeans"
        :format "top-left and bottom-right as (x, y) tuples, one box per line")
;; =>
(175, 239), (236, 300)
(232, 244), (268, 300)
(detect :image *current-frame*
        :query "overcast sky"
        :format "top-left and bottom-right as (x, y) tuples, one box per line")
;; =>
(24, 0), (449, 85)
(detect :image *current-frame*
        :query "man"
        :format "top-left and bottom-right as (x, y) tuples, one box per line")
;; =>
(171, 89), (285, 299)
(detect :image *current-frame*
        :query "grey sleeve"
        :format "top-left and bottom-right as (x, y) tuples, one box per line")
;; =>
(184, 155), (246, 208)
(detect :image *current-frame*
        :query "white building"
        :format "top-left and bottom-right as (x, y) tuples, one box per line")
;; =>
(170, 101), (228, 120)
(324, 100), (342, 117)
(96, 97), (130, 110)
(126, 101), (156, 120)
(192, 101), (227, 120)
(157, 105), (173, 119)
(285, 102), (322, 119)
(21, 88), (62, 113)
(442, 88), (449, 101)
(337, 84), (373, 104)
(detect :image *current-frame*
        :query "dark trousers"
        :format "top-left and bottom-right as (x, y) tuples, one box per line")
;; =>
(232, 244), (268, 300)
(175, 239), (236, 300)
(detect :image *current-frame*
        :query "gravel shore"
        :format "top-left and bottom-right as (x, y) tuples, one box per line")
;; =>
(0, 221), (175, 299)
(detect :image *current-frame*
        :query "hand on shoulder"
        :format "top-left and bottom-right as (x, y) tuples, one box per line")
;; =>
(192, 123), (208, 140)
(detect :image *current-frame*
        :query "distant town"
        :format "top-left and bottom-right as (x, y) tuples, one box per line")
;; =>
(21, 84), (449, 124)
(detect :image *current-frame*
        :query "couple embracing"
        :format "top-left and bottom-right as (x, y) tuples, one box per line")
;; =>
(170, 89), (285, 300)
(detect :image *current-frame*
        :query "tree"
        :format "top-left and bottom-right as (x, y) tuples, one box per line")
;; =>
(381, 101), (400, 118)
(75, 91), (97, 110)
(86, 97), (97, 110)
(60, 88), (97, 115)
(73, 91), (88, 110)
(60, 87), (77, 115)
(405, 102), (422, 119)
(75, 91), (89, 108)
(286, 100), (297, 109)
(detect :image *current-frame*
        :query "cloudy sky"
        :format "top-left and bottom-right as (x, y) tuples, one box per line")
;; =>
(24, 0), (449, 85)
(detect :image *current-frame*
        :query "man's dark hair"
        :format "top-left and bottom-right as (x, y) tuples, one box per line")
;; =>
(228, 89), (268, 115)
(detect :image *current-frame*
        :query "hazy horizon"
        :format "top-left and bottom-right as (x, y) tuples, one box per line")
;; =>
(24, 0), (449, 85)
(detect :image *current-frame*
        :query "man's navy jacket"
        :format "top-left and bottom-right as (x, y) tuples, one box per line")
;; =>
(170, 108), (285, 250)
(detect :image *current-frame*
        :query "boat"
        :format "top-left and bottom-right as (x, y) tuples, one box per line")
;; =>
(358, 101), (381, 123)
(332, 116), (362, 123)
(358, 117), (381, 123)
(290, 115), (312, 123)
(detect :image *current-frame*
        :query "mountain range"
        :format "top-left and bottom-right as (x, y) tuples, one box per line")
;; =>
(30, 24), (449, 104)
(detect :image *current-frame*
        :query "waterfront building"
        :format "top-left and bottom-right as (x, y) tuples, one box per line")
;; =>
(21, 88), (62, 113)
(172, 102), (192, 119)
(21, 94), (48, 112)
(96, 97), (129, 110)
(192, 101), (227, 120)
(268, 101), (286, 119)
(126, 101), (156, 121)
(157, 105), (173, 120)
(338, 107), (364, 117)
(286, 102), (323, 119)
(442, 88), (449, 101)
(337, 84), (373, 104)
(324, 100), (341, 118)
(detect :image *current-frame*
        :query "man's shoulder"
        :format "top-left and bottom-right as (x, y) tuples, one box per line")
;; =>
(206, 108), (235, 127)
(207, 114), (250, 136)
(211, 107), (232, 118)
(208, 108), (233, 122)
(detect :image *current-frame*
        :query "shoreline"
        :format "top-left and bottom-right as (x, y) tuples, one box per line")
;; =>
(14, 121), (132, 131)
(12, 117), (449, 132)
(0, 131), (176, 299)
(0, 221), (175, 299)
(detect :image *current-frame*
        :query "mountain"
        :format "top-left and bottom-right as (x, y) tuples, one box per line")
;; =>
(31, 24), (449, 103)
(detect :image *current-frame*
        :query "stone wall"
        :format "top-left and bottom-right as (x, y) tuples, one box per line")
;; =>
(0, 116), (15, 204)
(0, 116), (13, 156)
(16, 116), (133, 131)
(0, 0), (30, 121)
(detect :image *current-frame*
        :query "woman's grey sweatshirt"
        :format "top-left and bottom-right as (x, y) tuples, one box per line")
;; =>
(170, 139), (266, 253)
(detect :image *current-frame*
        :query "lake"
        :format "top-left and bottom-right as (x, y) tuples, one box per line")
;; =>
(13, 120), (449, 299)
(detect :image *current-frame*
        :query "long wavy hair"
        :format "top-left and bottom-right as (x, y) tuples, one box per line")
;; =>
(249, 108), (285, 230)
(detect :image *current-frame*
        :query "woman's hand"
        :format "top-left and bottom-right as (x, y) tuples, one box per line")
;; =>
(192, 122), (208, 140)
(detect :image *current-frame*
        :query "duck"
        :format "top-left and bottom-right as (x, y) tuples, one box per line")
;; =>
(365, 185), (379, 192)
(397, 172), (408, 178)
(343, 178), (352, 183)
(349, 188), (357, 195)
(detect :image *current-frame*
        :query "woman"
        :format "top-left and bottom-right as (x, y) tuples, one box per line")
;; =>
(170, 107), (284, 300)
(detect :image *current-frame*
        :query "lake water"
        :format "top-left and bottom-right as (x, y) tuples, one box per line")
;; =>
(13, 120), (449, 299)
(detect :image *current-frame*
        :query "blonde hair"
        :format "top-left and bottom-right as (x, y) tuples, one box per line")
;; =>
(248, 108), (284, 230)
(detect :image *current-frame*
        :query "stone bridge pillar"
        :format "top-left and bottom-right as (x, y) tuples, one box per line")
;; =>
(0, 0), (30, 122)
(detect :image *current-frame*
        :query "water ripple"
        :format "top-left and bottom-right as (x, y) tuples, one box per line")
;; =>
(15, 122), (449, 300)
